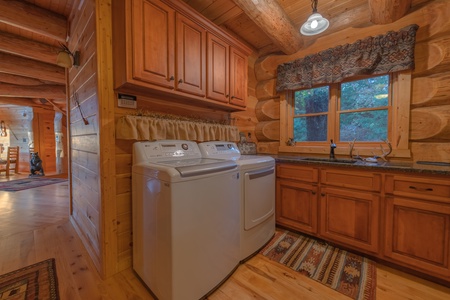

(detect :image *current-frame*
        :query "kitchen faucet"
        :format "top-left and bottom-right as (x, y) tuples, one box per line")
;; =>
(330, 139), (336, 159)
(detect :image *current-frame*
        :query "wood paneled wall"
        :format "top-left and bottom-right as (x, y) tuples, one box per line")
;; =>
(67, 0), (103, 276)
(253, 0), (450, 162)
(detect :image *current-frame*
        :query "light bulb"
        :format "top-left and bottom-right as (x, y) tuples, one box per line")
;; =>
(311, 19), (318, 29)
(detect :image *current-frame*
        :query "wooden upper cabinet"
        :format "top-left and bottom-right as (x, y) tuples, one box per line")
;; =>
(131, 0), (175, 88)
(206, 33), (248, 107)
(229, 47), (248, 107)
(113, 0), (252, 111)
(207, 33), (229, 103)
(176, 14), (206, 97)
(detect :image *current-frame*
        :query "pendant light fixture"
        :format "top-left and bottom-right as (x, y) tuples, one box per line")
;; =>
(56, 43), (80, 68)
(300, 0), (329, 36)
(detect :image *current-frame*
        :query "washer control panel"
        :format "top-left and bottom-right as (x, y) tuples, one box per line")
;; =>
(133, 140), (201, 164)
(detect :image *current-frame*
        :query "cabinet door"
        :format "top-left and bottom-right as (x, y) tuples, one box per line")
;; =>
(320, 187), (379, 253)
(384, 196), (450, 278)
(132, 0), (175, 88)
(229, 47), (247, 107)
(206, 33), (229, 103)
(176, 14), (206, 97)
(276, 179), (318, 234)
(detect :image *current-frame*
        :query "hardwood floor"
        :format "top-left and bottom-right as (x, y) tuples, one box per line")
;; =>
(1, 173), (450, 299)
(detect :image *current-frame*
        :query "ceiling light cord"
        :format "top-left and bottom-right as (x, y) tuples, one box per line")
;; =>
(311, 0), (318, 13)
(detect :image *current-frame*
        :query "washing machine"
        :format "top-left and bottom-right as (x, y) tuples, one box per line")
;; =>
(132, 140), (240, 300)
(198, 141), (275, 262)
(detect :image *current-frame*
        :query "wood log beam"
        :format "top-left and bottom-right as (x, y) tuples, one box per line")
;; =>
(254, 1), (449, 82)
(0, 82), (66, 99)
(369, 0), (412, 24)
(410, 105), (450, 141)
(255, 99), (280, 121)
(0, 0), (67, 42)
(415, 37), (450, 75)
(0, 96), (52, 109)
(0, 31), (60, 65)
(412, 73), (450, 108)
(0, 73), (52, 86)
(256, 78), (278, 100)
(231, 0), (303, 55)
(0, 52), (65, 85)
(257, 141), (279, 154)
(255, 120), (279, 141)
(44, 98), (66, 116)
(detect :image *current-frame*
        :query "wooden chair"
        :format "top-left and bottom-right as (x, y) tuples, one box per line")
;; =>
(0, 146), (20, 176)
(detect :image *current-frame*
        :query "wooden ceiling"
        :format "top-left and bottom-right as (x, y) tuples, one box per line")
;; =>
(0, 0), (429, 113)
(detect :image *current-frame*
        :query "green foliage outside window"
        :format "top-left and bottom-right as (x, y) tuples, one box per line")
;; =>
(294, 86), (328, 142)
(293, 75), (390, 143)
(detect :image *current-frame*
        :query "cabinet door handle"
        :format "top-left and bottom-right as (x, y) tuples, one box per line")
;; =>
(178, 79), (183, 83)
(169, 76), (174, 81)
(321, 193), (325, 197)
(226, 94), (229, 98)
(409, 186), (433, 192)
(311, 191), (316, 195)
(231, 96), (235, 99)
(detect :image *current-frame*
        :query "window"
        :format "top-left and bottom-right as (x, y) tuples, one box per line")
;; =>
(280, 71), (412, 158)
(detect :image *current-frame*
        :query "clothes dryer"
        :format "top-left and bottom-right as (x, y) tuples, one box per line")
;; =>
(198, 141), (275, 261)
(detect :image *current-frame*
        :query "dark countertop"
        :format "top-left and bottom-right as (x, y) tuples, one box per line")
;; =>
(271, 154), (450, 176)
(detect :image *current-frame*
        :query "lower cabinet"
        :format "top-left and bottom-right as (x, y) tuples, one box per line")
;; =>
(276, 179), (318, 234)
(384, 174), (450, 279)
(276, 163), (450, 283)
(320, 186), (380, 253)
(384, 196), (450, 278)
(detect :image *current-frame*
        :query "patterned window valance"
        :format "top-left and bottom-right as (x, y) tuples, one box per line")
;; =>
(116, 115), (239, 142)
(276, 24), (419, 92)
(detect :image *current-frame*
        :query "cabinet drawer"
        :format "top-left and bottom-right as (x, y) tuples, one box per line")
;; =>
(320, 169), (381, 191)
(385, 175), (450, 203)
(276, 164), (319, 183)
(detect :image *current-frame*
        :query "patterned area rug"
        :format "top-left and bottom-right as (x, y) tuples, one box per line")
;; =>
(0, 177), (67, 192)
(260, 229), (376, 300)
(0, 258), (59, 299)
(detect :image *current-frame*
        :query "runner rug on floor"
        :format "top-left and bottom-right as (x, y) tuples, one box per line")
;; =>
(0, 177), (67, 192)
(0, 258), (59, 299)
(260, 229), (376, 300)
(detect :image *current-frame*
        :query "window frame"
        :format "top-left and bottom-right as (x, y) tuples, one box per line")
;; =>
(279, 71), (412, 158)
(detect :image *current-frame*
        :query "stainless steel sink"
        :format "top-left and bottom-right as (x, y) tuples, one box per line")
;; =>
(301, 158), (357, 164)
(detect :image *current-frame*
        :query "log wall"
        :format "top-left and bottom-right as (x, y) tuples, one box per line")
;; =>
(85, 0), (450, 279)
(253, 0), (450, 163)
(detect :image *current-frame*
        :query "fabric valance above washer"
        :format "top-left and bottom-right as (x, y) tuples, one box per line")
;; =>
(116, 115), (239, 142)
